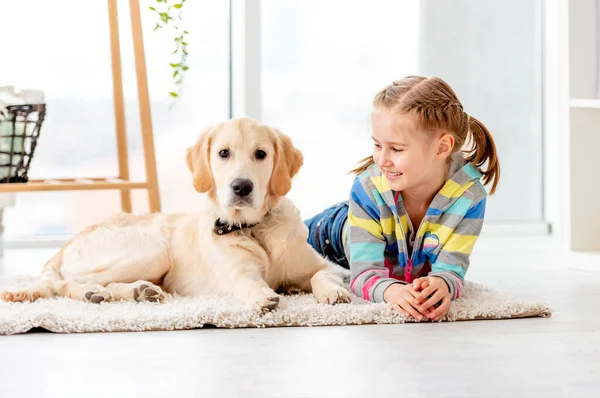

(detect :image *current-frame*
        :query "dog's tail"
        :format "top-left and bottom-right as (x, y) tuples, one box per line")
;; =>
(1, 251), (63, 302)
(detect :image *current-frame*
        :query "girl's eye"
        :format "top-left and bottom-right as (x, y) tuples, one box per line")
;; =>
(392, 147), (404, 153)
(373, 143), (381, 149)
(255, 149), (267, 160)
(219, 149), (230, 158)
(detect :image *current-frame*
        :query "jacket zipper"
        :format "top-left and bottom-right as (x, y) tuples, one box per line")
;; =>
(398, 205), (428, 284)
(406, 217), (428, 283)
(395, 202), (418, 283)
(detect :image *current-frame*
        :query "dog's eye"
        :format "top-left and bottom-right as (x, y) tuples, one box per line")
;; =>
(255, 150), (267, 160)
(219, 149), (230, 158)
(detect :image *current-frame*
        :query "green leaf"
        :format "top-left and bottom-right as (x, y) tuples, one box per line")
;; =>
(181, 41), (188, 46)
(153, 23), (161, 31)
(169, 63), (180, 68)
(169, 92), (178, 98)
(172, 49), (178, 54)
(182, 66), (189, 71)
(159, 12), (169, 23)
(184, 30), (189, 34)
(173, 70), (179, 78)
(173, 4), (183, 9)
(149, 6), (156, 11)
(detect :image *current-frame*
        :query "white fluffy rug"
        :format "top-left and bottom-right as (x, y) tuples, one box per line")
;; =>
(0, 276), (550, 335)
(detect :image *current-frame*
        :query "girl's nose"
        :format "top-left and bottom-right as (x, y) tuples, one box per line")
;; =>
(376, 150), (393, 169)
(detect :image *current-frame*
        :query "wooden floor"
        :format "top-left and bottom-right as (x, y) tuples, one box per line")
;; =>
(0, 237), (599, 398)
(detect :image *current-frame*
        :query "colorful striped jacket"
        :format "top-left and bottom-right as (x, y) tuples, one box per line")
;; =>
(346, 156), (487, 303)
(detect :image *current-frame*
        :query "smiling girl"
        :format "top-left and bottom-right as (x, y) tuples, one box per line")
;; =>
(304, 76), (500, 321)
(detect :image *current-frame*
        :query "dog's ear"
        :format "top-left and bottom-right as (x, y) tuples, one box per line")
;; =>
(186, 127), (214, 193)
(270, 129), (304, 196)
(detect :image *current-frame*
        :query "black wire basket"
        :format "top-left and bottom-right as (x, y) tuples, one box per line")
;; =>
(0, 103), (46, 183)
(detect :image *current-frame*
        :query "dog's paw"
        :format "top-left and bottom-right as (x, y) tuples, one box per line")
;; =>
(83, 286), (113, 304)
(133, 282), (164, 303)
(249, 286), (280, 313)
(315, 285), (351, 305)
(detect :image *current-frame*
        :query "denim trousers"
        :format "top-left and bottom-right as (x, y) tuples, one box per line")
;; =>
(304, 201), (349, 269)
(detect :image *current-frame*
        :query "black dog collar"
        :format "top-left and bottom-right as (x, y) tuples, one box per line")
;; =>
(213, 219), (258, 235)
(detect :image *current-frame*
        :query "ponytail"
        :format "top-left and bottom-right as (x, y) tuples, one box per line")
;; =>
(465, 115), (500, 194)
(349, 155), (374, 175)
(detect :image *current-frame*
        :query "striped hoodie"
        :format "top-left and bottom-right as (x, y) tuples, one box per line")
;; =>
(346, 155), (487, 303)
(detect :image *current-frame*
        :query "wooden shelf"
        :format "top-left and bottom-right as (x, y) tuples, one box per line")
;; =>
(570, 98), (600, 108)
(0, 178), (149, 193)
(0, 1), (161, 212)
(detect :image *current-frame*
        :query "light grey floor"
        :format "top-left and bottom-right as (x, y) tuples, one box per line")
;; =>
(0, 237), (599, 398)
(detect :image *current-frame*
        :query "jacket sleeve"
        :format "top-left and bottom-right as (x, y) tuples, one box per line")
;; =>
(429, 197), (486, 299)
(348, 177), (405, 303)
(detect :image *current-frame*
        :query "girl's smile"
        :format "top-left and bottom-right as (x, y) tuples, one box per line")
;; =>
(384, 170), (403, 180)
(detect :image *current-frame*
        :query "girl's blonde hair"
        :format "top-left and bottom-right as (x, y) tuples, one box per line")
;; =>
(352, 76), (500, 194)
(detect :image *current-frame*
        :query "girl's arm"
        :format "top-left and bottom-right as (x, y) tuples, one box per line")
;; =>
(429, 197), (487, 299)
(348, 177), (403, 302)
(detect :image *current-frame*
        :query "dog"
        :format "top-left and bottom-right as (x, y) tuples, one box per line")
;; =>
(1, 118), (351, 312)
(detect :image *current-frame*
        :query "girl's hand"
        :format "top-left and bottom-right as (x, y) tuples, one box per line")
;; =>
(383, 283), (431, 321)
(411, 276), (452, 321)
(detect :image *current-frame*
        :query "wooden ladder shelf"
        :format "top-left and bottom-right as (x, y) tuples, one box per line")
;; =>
(0, 0), (161, 213)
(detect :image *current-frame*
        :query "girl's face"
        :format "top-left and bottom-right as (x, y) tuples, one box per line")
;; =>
(371, 108), (450, 193)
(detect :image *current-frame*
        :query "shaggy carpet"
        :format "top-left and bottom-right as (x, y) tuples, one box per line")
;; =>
(0, 275), (551, 335)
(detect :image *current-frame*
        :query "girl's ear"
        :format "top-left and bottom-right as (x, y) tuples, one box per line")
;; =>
(437, 133), (455, 158)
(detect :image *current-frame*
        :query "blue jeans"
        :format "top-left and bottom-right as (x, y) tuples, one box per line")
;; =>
(304, 201), (349, 269)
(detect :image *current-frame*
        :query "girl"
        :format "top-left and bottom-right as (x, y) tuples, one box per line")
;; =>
(305, 76), (499, 321)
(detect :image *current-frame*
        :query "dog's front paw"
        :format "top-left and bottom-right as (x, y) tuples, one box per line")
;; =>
(248, 286), (280, 313)
(315, 285), (351, 305)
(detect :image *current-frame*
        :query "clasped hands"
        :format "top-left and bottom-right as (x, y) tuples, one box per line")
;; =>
(383, 276), (451, 321)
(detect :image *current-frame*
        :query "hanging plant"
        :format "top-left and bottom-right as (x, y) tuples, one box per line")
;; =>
(148, 0), (189, 102)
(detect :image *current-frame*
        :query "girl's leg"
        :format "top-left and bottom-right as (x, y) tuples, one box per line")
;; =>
(327, 202), (350, 268)
(303, 202), (349, 268)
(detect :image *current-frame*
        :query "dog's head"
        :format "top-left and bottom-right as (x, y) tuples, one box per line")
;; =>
(186, 118), (303, 218)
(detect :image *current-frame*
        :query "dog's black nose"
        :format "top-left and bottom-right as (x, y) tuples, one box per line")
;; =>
(230, 178), (254, 197)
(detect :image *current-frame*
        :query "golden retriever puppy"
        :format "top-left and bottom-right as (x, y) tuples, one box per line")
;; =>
(1, 118), (351, 312)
